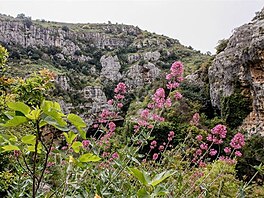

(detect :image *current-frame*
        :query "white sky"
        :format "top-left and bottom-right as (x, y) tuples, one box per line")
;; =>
(0, 0), (263, 53)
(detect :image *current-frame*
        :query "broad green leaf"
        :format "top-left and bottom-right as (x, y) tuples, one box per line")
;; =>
(21, 135), (36, 145)
(9, 135), (18, 142)
(137, 188), (150, 198)
(43, 116), (69, 131)
(67, 114), (86, 128)
(53, 102), (62, 111)
(27, 142), (42, 153)
(129, 168), (150, 186)
(63, 131), (77, 145)
(79, 153), (101, 162)
(7, 102), (30, 115)
(2, 145), (20, 151)
(26, 109), (41, 120)
(39, 120), (48, 128)
(150, 170), (175, 187)
(41, 100), (53, 113)
(71, 141), (82, 153)
(2, 116), (27, 127)
(77, 127), (86, 139)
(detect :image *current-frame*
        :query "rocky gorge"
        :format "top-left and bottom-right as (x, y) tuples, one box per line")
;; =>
(1, 9), (264, 135)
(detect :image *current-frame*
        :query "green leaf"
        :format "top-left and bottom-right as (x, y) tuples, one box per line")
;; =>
(7, 102), (30, 115)
(27, 142), (42, 153)
(77, 127), (86, 139)
(71, 141), (82, 153)
(53, 102), (62, 111)
(21, 135), (36, 145)
(63, 131), (77, 145)
(2, 145), (20, 151)
(150, 170), (175, 187)
(26, 109), (41, 120)
(129, 168), (150, 186)
(137, 188), (150, 198)
(2, 116), (27, 127)
(67, 114), (86, 128)
(79, 153), (101, 162)
(43, 116), (69, 131)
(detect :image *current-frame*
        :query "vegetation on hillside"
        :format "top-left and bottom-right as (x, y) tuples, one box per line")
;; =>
(0, 46), (263, 197)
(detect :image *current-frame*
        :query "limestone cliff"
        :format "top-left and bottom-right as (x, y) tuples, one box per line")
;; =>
(0, 14), (210, 118)
(208, 8), (264, 134)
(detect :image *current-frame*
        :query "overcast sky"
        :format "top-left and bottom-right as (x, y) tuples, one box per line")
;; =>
(0, 0), (263, 53)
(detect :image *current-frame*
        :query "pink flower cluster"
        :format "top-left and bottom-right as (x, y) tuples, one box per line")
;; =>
(114, 82), (126, 94)
(166, 61), (184, 82)
(219, 156), (236, 165)
(82, 140), (90, 148)
(153, 153), (159, 160)
(192, 123), (246, 167)
(152, 88), (166, 109)
(230, 133), (245, 149)
(150, 140), (157, 149)
(207, 124), (227, 144)
(190, 113), (200, 126)
(168, 131), (175, 141)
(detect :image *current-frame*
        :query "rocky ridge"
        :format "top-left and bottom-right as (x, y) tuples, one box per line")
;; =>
(208, 8), (264, 134)
(0, 13), (210, 120)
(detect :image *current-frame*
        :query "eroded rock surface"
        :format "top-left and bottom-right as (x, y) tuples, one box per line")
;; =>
(208, 8), (264, 134)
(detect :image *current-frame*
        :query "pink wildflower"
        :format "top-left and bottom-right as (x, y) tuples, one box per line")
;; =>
(174, 92), (182, 100)
(196, 149), (202, 156)
(140, 109), (150, 120)
(199, 161), (206, 168)
(82, 140), (90, 147)
(117, 103), (123, 108)
(112, 152), (119, 159)
(107, 99), (114, 105)
(224, 147), (231, 154)
(114, 82), (127, 94)
(47, 162), (55, 167)
(209, 149), (217, 156)
(153, 153), (159, 160)
(235, 151), (242, 157)
(166, 74), (173, 80)
(191, 113), (200, 126)
(196, 135), (203, 141)
(168, 131), (175, 141)
(108, 122), (116, 132)
(200, 143), (208, 150)
(170, 61), (184, 77)
(159, 145), (164, 151)
(61, 146), (68, 150)
(165, 98), (172, 108)
(230, 133), (245, 149)
(114, 94), (125, 100)
(211, 124), (227, 139)
(150, 140), (157, 149)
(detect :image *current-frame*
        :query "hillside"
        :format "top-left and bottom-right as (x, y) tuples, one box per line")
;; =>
(0, 13), (210, 120)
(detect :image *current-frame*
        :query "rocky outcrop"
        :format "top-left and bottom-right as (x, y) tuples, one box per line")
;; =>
(208, 8), (264, 134)
(0, 15), (139, 61)
(124, 62), (160, 89)
(0, 14), (211, 120)
(100, 55), (122, 81)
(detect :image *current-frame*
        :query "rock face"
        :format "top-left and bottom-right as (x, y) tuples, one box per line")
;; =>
(208, 8), (264, 134)
(100, 55), (122, 81)
(124, 62), (161, 89)
(0, 14), (210, 119)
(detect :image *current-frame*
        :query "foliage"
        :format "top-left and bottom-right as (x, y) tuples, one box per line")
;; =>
(0, 46), (262, 197)
(215, 39), (229, 54)
(221, 92), (252, 129)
